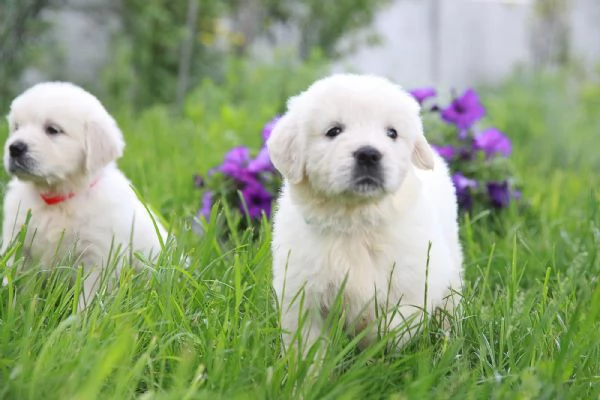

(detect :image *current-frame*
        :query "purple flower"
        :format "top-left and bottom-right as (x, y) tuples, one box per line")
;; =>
(452, 173), (478, 210)
(473, 128), (512, 158)
(248, 147), (274, 173)
(409, 88), (437, 105)
(220, 146), (253, 182)
(223, 146), (250, 166)
(453, 173), (477, 192)
(262, 116), (281, 142)
(220, 164), (253, 183)
(240, 180), (273, 219)
(200, 191), (213, 218)
(487, 181), (511, 209)
(432, 145), (455, 161)
(441, 89), (486, 135)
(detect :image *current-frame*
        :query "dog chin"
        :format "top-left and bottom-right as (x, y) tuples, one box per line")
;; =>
(348, 177), (385, 198)
(8, 159), (31, 175)
(8, 161), (45, 183)
(11, 171), (44, 184)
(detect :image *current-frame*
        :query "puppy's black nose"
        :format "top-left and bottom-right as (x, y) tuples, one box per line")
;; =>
(354, 146), (382, 166)
(9, 141), (27, 158)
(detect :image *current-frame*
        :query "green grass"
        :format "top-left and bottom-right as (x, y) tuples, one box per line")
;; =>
(0, 66), (599, 399)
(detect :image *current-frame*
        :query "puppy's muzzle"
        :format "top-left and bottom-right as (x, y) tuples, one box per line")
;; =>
(352, 146), (384, 190)
(9, 141), (28, 159)
(7, 140), (33, 174)
(354, 146), (382, 167)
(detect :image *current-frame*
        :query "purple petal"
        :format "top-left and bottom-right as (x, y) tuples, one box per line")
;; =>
(452, 173), (478, 192)
(219, 146), (252, 182)
(487, 181), (511, 208)
(473, 128), (512, 158)
(200, 191), (213, 218)
(441, 88), (486, 131)
(248, 147), (274, 173)
(432, 145), (455, 161)
(223, 147), (251, 166)
(220, 163), (253, 183)
(262, 116), (281, 142)
(240, 180), (273, 219)
(456, 191), (473, 211)
(409, 88), (437, 105)
(452, 173), (478, 211)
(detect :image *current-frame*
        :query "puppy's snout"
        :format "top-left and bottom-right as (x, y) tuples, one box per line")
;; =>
(9, 141), (28, 158)
(354, 146), (382, 167)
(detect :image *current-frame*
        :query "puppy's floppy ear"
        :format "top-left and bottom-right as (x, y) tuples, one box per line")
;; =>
(412, 134), (435, 171)
(84, 113), (125, 175)
(396, 86), (435, 171)
(266, 103), (305, 184)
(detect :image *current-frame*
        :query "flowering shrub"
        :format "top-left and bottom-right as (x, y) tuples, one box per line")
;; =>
(194, 117), (281, 225)
(410, 87), (520, 211)
(194, 88), (520, 226)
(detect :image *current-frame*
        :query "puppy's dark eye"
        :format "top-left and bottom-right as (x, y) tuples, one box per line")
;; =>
(386, 127), (398, 140)
(326, 125), (343, 138)
(45, 125), (61, 135)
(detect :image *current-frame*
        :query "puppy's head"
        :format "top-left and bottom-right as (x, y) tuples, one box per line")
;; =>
(267, 74), (434, 200)
(4, 82), (124, 186)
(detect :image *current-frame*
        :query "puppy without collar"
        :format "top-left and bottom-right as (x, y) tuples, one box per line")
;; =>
(267, 74), (463, 355)
(1, 82), (167, 310)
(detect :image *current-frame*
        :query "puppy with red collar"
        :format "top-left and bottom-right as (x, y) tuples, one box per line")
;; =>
(1, 82), (167, 310)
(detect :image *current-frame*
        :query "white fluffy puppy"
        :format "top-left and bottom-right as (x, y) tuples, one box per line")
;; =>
(1, 82), (167, 309)
(268, 74), (463, 355)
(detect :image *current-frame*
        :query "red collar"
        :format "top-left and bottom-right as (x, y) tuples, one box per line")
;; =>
(40, 179), (100, 206)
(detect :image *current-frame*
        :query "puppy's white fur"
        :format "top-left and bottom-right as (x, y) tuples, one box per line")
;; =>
(268, 74), (463, 354)
(1, 82), (167, 309)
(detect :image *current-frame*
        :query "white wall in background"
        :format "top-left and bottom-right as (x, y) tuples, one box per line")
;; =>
(335, 0), (600, 91)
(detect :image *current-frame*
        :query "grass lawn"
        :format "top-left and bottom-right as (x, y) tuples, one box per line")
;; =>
(0, 67), (599, 399)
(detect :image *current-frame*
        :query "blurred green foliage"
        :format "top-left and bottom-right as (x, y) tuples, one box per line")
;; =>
(104, 0), (230, 108)
(483, 64), (600, 173)
(261, 0), (392, 59)
(101, 0), (389, 109)
(0, 0), (64, 110)
(0, 0), (388, 110)
(580, 63), (600, 118)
